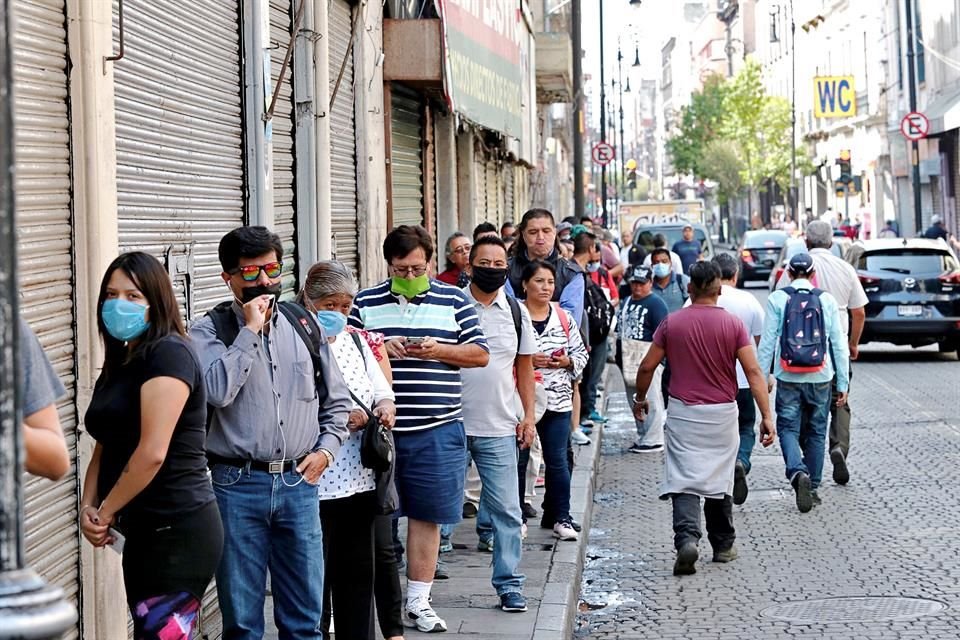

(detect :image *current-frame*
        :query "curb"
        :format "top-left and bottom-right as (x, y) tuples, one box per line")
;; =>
(531, 365), (615, 640)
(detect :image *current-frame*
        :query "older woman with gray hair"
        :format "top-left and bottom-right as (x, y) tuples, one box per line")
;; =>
(299, 260), (402, 640)
(437, 231), (472, 286)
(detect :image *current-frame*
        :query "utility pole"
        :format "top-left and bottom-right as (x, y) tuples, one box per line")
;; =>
(0, 2), (78, 637)
(571, 0), (585, 218)
(609, 96), (618, 212)
(598, 0), (607, 227)
(905, 0), (922, 234)
(617, 47), (627, 211)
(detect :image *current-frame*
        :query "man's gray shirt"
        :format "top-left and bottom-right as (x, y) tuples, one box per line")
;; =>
(190, 304), (351, 461)
(20, 316), (65, 417)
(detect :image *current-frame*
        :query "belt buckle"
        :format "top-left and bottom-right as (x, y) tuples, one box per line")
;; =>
(268, 460), (284, 474)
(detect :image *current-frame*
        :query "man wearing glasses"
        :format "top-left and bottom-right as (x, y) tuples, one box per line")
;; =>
(350, 224), (490, 633)
(190, 225), (351, 639)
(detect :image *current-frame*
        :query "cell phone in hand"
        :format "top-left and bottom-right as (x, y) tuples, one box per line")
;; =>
(406, 337), (425, 348)
(550, 348), (566, 358)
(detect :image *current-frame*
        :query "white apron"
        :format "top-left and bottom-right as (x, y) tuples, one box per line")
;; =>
(622, 339), (666, 446)
(659, 398), (739, 500)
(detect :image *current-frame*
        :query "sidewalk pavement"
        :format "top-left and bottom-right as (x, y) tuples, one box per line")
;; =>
(262, 367), (613, 639)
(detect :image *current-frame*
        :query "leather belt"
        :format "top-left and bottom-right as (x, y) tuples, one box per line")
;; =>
(208, 453), (308, 474)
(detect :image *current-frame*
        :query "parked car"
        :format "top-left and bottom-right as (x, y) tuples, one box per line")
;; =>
(631, 223), (715, 268)
(736, 230), (788, 287)
(767, 236), (851, 291)
(845, 238), (960, 354)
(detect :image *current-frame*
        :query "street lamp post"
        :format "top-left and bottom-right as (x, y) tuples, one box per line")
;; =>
(598, 0), (608, 226)
(617, 47), (628, 209)
(0, 4), (78, 638)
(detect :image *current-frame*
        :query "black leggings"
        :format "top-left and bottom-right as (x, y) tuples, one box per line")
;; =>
(320, 492), (377, 640)
(375, 513), (404, 638)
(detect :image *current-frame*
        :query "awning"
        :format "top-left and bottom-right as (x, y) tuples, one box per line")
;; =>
(924, 84), (960, 135)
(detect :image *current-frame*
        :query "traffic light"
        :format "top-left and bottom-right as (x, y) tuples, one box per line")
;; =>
(626, 158), (637, 190)
(836, 149), (852, 184)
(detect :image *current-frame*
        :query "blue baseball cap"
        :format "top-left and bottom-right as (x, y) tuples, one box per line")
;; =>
(788, 252), (815, 274)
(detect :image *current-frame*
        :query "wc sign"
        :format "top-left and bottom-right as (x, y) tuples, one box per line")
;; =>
(813, 76), (857, 118)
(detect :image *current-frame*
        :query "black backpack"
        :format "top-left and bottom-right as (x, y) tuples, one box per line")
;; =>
(583, 271), (615, 346)
(204, 300), (331, 428)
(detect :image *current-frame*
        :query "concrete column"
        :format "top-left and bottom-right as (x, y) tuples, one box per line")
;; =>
(457, 129), (478, 234)
(67, 0), (125, 636)
(295, 0), (318, 281)
(353, 0), (388, 286)
(434, 112), (459, 249)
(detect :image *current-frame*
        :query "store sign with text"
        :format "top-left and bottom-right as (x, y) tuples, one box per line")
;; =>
(438, 0), (526, 138)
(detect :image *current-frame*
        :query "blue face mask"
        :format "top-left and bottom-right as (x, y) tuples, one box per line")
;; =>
(586, 261), (601, 273)
(652, 263), (672, 279)
(101, 298), (150, 342)
(315, 310), (348, 336)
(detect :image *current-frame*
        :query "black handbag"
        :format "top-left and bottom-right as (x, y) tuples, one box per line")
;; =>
(349, 390), (394, 472)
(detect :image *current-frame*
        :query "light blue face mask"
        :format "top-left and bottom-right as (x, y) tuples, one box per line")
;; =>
(101, 298), (150, 342)
(586, 261), (601, 273)
(315, 310), (348, 336)
(652, 263), (672, 279)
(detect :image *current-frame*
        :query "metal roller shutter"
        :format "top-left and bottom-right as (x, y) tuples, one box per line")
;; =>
(486, 160), (501, 227)
(473, 150), (487, 223)
(12, 2), (80, 636)
(390, 86), (424, 228)
(329, 0), (359, 271)
(114, 0), (245, 320)
(504, 164), (515, 224)
(271, 0), (299, 294)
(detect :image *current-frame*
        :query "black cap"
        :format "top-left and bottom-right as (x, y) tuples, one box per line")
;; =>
(788, 252), (815, 274)
(628, 265), (652, 283)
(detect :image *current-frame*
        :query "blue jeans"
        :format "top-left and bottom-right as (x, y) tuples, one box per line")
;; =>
(211, 465), (324, 639)
(580, 339), (609, 419)
(455, 436), (525, 595)
(736, 388), (757, 472)
(775, 381), (832, 490)
(517, 410), (573, 525)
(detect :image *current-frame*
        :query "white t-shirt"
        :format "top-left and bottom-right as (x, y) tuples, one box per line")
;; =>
(682, 285), (763, 388)
(460, 288), (538, 437)
(775, 247), (868, 337)
(316, 331), (395, 500)
(643, 250), (684, 276)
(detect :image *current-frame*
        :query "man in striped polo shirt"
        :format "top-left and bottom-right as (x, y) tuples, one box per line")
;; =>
(350, 225), (490, 633)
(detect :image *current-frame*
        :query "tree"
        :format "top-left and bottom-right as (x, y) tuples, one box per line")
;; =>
(666, 73), (729, 178)
(700, 139), (743, 205)
(721, 58), (767, 216)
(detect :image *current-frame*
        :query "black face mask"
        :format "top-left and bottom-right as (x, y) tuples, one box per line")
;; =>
(237, 282), (282, 305)
(471, 266), (509, 293)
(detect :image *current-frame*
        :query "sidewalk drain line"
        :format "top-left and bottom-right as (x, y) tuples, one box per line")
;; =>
(760, 596), (945, 623)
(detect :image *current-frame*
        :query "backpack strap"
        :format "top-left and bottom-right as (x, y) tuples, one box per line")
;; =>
(207, 300), (241, 348)
(506, 295), (523, 352)
(552, 302), (571, 339)
(349, 330), (369, 372)
(675, 273), (689, 302)
(278, 301), (324, 357)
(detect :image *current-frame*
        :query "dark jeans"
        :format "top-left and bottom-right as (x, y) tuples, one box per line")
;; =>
(671, 493), (735, 551)
(320, 491), (376, 640)
(374, 514), (404, 638)
(580, 339), (609, 419)
(736, 388), (757, 472)
(828, 366), (852, 457)
(517, 410), (573, 525)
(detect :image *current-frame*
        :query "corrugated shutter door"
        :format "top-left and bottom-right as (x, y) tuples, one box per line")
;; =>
(504, 164), (515, 224)
(473, 150), (487, 222)
(114, 1), (245, 319)
(390, 86), (424, 228)
(271, 0), (299, 293)
(12, 2), (80, 636)
(329, 0), (359, 271)
(486, 161), (500, 227)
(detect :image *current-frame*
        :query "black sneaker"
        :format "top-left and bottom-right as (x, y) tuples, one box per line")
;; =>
(733, 460), (749, 505)
(520, 502), (536, 519)
(434, 559), (450, 580)
(540, 517), (581, 532)
(499, 592), (528, 612)
(792, 472), (813, 513)
(673, 541), (699, 575)
(628, 443), (664, 454)
(830, 448), (849, 485)
(462, 502), (478, 519)
(811, 491), (822, 506)
(712, 545), (738, 563)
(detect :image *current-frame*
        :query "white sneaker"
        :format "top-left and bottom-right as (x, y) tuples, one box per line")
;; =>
(553, 520), (579, 541)
(570, 429), (591, 446)
(521, 522), (528, 540)
(403, 596), (448, 633)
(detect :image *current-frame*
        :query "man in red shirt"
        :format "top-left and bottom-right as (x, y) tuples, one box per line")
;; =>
(633, 261), (775, 576)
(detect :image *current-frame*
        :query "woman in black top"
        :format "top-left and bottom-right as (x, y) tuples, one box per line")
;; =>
(80, 252), (223, 639)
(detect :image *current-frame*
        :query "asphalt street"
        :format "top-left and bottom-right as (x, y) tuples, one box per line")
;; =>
(576, 283), (960, 639)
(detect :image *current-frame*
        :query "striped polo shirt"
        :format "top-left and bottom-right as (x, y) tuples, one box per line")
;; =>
(349, 279), (488, 432)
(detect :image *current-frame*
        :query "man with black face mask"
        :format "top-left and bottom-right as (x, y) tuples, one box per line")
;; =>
(449, 234), (537, 613)
(190, 225), (351, 639)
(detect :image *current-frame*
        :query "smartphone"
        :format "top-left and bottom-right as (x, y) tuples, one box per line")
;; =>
(107, 527), (125, 554)
(550, 348), (566, 358)
(406, 337), (426, 348)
